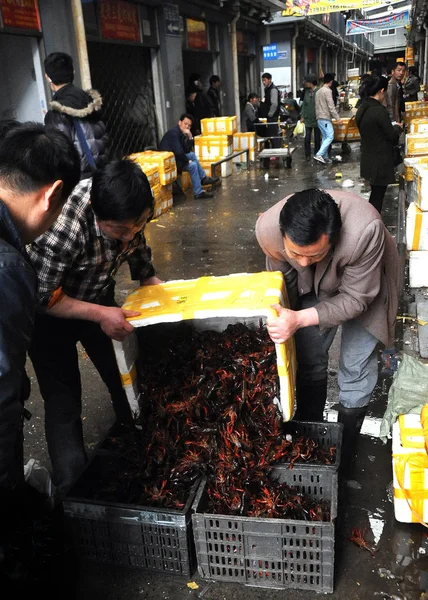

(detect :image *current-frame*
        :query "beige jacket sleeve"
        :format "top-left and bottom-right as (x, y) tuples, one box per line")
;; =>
(315, 220), (385, 329)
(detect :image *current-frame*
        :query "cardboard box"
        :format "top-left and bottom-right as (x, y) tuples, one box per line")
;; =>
(200, 116), (237, 136)
(113, 272), (297, 422)
(392, 416), (428, 523)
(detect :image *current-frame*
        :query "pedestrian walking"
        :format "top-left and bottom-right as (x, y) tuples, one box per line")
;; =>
(314, 73), (342, 165)
(356, 74), (402, 214)
(300, 75), (320, 160)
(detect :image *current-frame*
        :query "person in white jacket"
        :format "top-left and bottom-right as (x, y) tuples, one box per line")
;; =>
(314, 73), (342, 165)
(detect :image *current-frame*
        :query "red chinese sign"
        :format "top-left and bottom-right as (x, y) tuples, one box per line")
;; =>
(100, 0), (141, 43)
(0, 0), (41, 31)
(186, 18), (208, 50)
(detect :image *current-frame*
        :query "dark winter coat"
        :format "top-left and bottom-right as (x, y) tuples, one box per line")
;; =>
(206, 86), (221, 117)
(355, 97), (401, 186)
(45, 84), (108, 180)
(0, 200), (36, 489)
(159, 125), (194, 172)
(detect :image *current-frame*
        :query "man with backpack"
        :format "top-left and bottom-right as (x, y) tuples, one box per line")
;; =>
(44, 52), (108, 179)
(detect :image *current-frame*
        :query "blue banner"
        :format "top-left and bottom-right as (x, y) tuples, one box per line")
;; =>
(346, 10), (410, 35)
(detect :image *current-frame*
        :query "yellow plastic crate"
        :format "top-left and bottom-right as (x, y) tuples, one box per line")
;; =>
(113, 272), (296, 422)
(194, 134), (233, 161)
(392, 416), (428, 524)
(201, 116), (238, 136)
(399, 414), (426, 448)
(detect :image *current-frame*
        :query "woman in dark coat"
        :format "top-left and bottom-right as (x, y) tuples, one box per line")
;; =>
(355, 74), (402, 213)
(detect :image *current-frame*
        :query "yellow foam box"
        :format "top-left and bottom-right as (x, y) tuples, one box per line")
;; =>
(399, 414), (426, 448)
(135, 150), (175, 170)
(405, 132), (428, 156)
(201, 116), (238, 136)
(159, 184), (173, 202)
(413, 165), (428, 211)
(392, 417), (428, 524)
(233, 132), (256, 162)
(404, 157), (428, 182)
(409, 251), (428, 287)
(200, 159), (233, 178)
(194, 134), (233, 161)
(346, 131), (361, 141)
(151, 183), (162, 201)
(128, 156), (161, 187)
(406, 201), (428, 250)
(112, 272), (297, 422)
(409, 118), (428, 134)
(406, 105), (428, 125)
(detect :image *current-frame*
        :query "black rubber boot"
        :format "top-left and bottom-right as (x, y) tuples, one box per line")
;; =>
(293, 378), (327, 422)
(337, 405), (368, 479)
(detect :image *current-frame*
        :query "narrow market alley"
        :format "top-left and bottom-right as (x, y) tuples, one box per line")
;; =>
(22, 139), (427, 600)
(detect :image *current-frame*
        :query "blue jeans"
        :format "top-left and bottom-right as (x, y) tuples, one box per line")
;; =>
(316, 119), (334, 159)
(294, 293), (379, 408)
(183, 152), (207, 195)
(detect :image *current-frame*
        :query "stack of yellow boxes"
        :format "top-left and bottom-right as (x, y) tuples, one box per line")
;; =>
(195, 116), (237, 177)
(392, 409), (428, 525)
(128, 151), (177, 217)
(404, 116), (428, 287)
(232, 132), (256, 163)
(333, 119), (348, 142)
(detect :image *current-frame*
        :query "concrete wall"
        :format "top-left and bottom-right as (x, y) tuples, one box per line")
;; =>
(372, 26), (407, 53)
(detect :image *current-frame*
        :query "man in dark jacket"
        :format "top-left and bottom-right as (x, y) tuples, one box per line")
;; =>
(259, 72), (281, 154)
(403, 66), (421, 103)
(207, 75), (221, 117)
(44, 52), (108, 180)
(0, 122), (80, 585)
(159, 114), (219, 199)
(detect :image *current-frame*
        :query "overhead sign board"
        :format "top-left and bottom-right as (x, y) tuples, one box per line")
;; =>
(346, 10), (410, 35)
(282, 0), (381, 16)
(263, 44), (278, 61)
(163, 3), (180, 37)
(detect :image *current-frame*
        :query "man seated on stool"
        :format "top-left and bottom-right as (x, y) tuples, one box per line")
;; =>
(160, 113), (219, 200)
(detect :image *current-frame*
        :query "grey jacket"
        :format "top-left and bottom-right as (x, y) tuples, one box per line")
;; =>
(241, 102), (258, 132)
(386, 76), (401, 122)
(315, 85), (340, 122)
(255, 189), (400, 347)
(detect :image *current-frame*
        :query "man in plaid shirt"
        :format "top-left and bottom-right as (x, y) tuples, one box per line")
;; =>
(27, 158), (161, 496)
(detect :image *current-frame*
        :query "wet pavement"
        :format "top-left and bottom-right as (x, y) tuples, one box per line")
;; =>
(22, 135), (428, 600)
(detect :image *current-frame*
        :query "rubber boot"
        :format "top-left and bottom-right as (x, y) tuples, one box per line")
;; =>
(293, 378), (327, 422)
(337, 404), (368, 479)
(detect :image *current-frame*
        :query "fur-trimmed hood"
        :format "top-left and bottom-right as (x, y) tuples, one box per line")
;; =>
(49, 84), (103, 119)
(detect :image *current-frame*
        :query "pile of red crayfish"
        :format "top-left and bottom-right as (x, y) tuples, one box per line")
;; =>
(98, 321), (334, 520)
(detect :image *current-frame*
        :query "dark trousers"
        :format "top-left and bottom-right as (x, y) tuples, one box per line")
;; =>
(266, 123), (281, 149)
(369, 185), (387, 214)
(304, 126), (321, 157)
(28, 304), (132, 494)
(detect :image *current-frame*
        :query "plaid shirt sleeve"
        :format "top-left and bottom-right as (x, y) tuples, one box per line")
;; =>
(26, 183), (90, 308)
(126, 230), (156, 282)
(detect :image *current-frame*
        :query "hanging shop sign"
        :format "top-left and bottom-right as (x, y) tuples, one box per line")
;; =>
(346, 10), (410, 35)
(0, 0), (41, 31)
(163, 3), (180, 37)
(99, 0), (141, 43)
(186, 18), (208, 50)
(263, 44), (278, 61)
(282, 0), (381, 17)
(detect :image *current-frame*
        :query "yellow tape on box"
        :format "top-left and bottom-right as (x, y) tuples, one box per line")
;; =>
(406, 132), (428, 157)
(233, 132), (256, 162)
(404, 157), (428, 182)
(194, 135), (233, 161)
(392, 418), (428, 525)
(113, 272), (296, 422)
(201, 116), (238, 136)
(409, 118), (428, 134)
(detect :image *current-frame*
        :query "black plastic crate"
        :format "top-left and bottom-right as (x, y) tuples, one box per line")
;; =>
(63, 453), (201, 576)
(192, 468), (338, 593)
(279, 421), (343, 471)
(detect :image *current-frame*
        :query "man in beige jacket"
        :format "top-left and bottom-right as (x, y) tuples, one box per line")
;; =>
(314, 73), (342, 165)
(255, 188), (400, 476)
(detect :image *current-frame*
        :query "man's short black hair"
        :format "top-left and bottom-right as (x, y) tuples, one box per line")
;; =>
(44, 52), (74, 85)
(248, 93), (259, 101)
(323, 73), (335, 84)
(262, 72), (272, 80)
(0, 122), (80, 200)
(279, 189), (342, 246)
(210, 75), (220, 85)
(90, 159), (154, 222)
(179, 113), (194, 123)
(393, 61), (406, 70)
